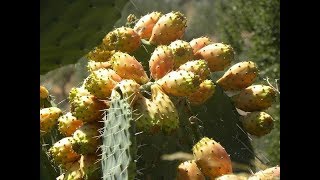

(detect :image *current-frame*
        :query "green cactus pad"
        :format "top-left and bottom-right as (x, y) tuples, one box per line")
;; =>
(40, 0), (128, 75)
(101, 88), (137, 180)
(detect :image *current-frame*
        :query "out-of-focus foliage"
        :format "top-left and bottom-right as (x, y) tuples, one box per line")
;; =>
(214, 0), (280, 79)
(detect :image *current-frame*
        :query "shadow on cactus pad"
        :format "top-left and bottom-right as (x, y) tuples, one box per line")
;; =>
(40, 0), (128, 75)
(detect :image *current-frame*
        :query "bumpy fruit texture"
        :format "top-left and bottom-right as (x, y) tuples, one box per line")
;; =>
(134, 11), (162, 40)
(177, 160), (205, 180)
(149, 45), (175, 80)
(241, 112), (274, 137)
(84, 69), (122, 99)
(62, 162), (83, 180)
(192, 137), (233, 179)
(40, 107), (62, 135)
(169, 40), (194, 68)
(80, 154), (101, 180)
(196, 43), (235, 72)
(150, 83), (179, 133)
(86, 46), (115, 62)
(102, 27), (141, 53)
(248, 166), (280, 180)
(87, 60), (111, 72)
(133, 94), (160, 133)
(217, 61), (258, 91)
(216, 174), (247, 180)
(69, 86), (91, 102)
(157, 70), (200, 96)
(58, 112), (84, 137)
(149, 11), (187, 45)
(189, 36), (212, 54)
(69, 89), (106, 122)
(72, 122), (101, 154)
(40, 86), (49, 99)
(110, 52), (149, 84)
(178, 59), (211, 81)
(114, 79), (141, 105)
(188, 79), (216, 106)
(133, 84), (179, 134)
(49, 137), (80, 166)
(232, 85), (276, 112)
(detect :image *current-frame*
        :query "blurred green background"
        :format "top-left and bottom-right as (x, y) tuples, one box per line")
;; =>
(41, 0), (279, 167)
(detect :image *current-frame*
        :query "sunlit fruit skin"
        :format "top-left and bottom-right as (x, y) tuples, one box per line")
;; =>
(232, 85), (276, 112)
(217, 61), (258, 91)
(156, 70), (201, 97)
(177, 160), (205, 180)
(169, 40), (194, 69)
(110, 52), (149, 84)
(188, 79), (216, 106)
(192, 137), (233, 179)
(40, 107), (62, 135)
(195, 43), (235, 72)
(134, 11), (162, 40)
(241, 111), (274, 137)
(149, 45), (175, 80)
(149, 11), (187, 45)
(102, 27), (141, 54)
(189, 36), (212, 54)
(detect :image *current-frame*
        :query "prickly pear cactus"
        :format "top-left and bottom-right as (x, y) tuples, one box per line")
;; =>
(101, 88), (137, 180)
(40, 10), (279, 180)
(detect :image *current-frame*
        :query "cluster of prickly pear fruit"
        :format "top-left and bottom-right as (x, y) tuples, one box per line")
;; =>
(40, 10), (279, 179)
(177, 137), (280, 180)
(40, 86), (103, 179)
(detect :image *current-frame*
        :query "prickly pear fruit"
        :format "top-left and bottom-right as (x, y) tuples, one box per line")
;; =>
(189, 36), (212, 54)
(149, 45), (175, 80)
(216, 174), (247, 180)
(232, 85), (276, 112)
(102, 27), (141, 53)
(241, 112), (274, 137)
(192, 137), (233, 179)
(84, 68), (122, 99)
(133, 84), (179, 134)
(178, 59), (211, 81)
(86, 46), (115, 62)
(133, 95), (160, 133)
(177, 160), (205, 180)
(188, 79), (216, 105)
(87, 60), (111, 72)
(62, 162), (83, 180)
(58, 112), (84, 137)
(169, 40), (194, 68)
(72, 122), (101, 154)
(79, 154), (101, 180)
(196, 43), (235, 72)
(40, 107), (62, 135)
(248, 166), (280, 180)
(114, 79), (141, 105)
(157, 70), (201, 96)
(69, 87), (106, 122)
(40, 85), (49, 99)
(217, 61), (258, 91)
(49, 137), (80, 166)
(134, 11), (162, 40)
(69, 86), (91, 102)
(149, 11), (187, 45)
(110, 52), (149, 84)
(150, 83), (179, 133)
